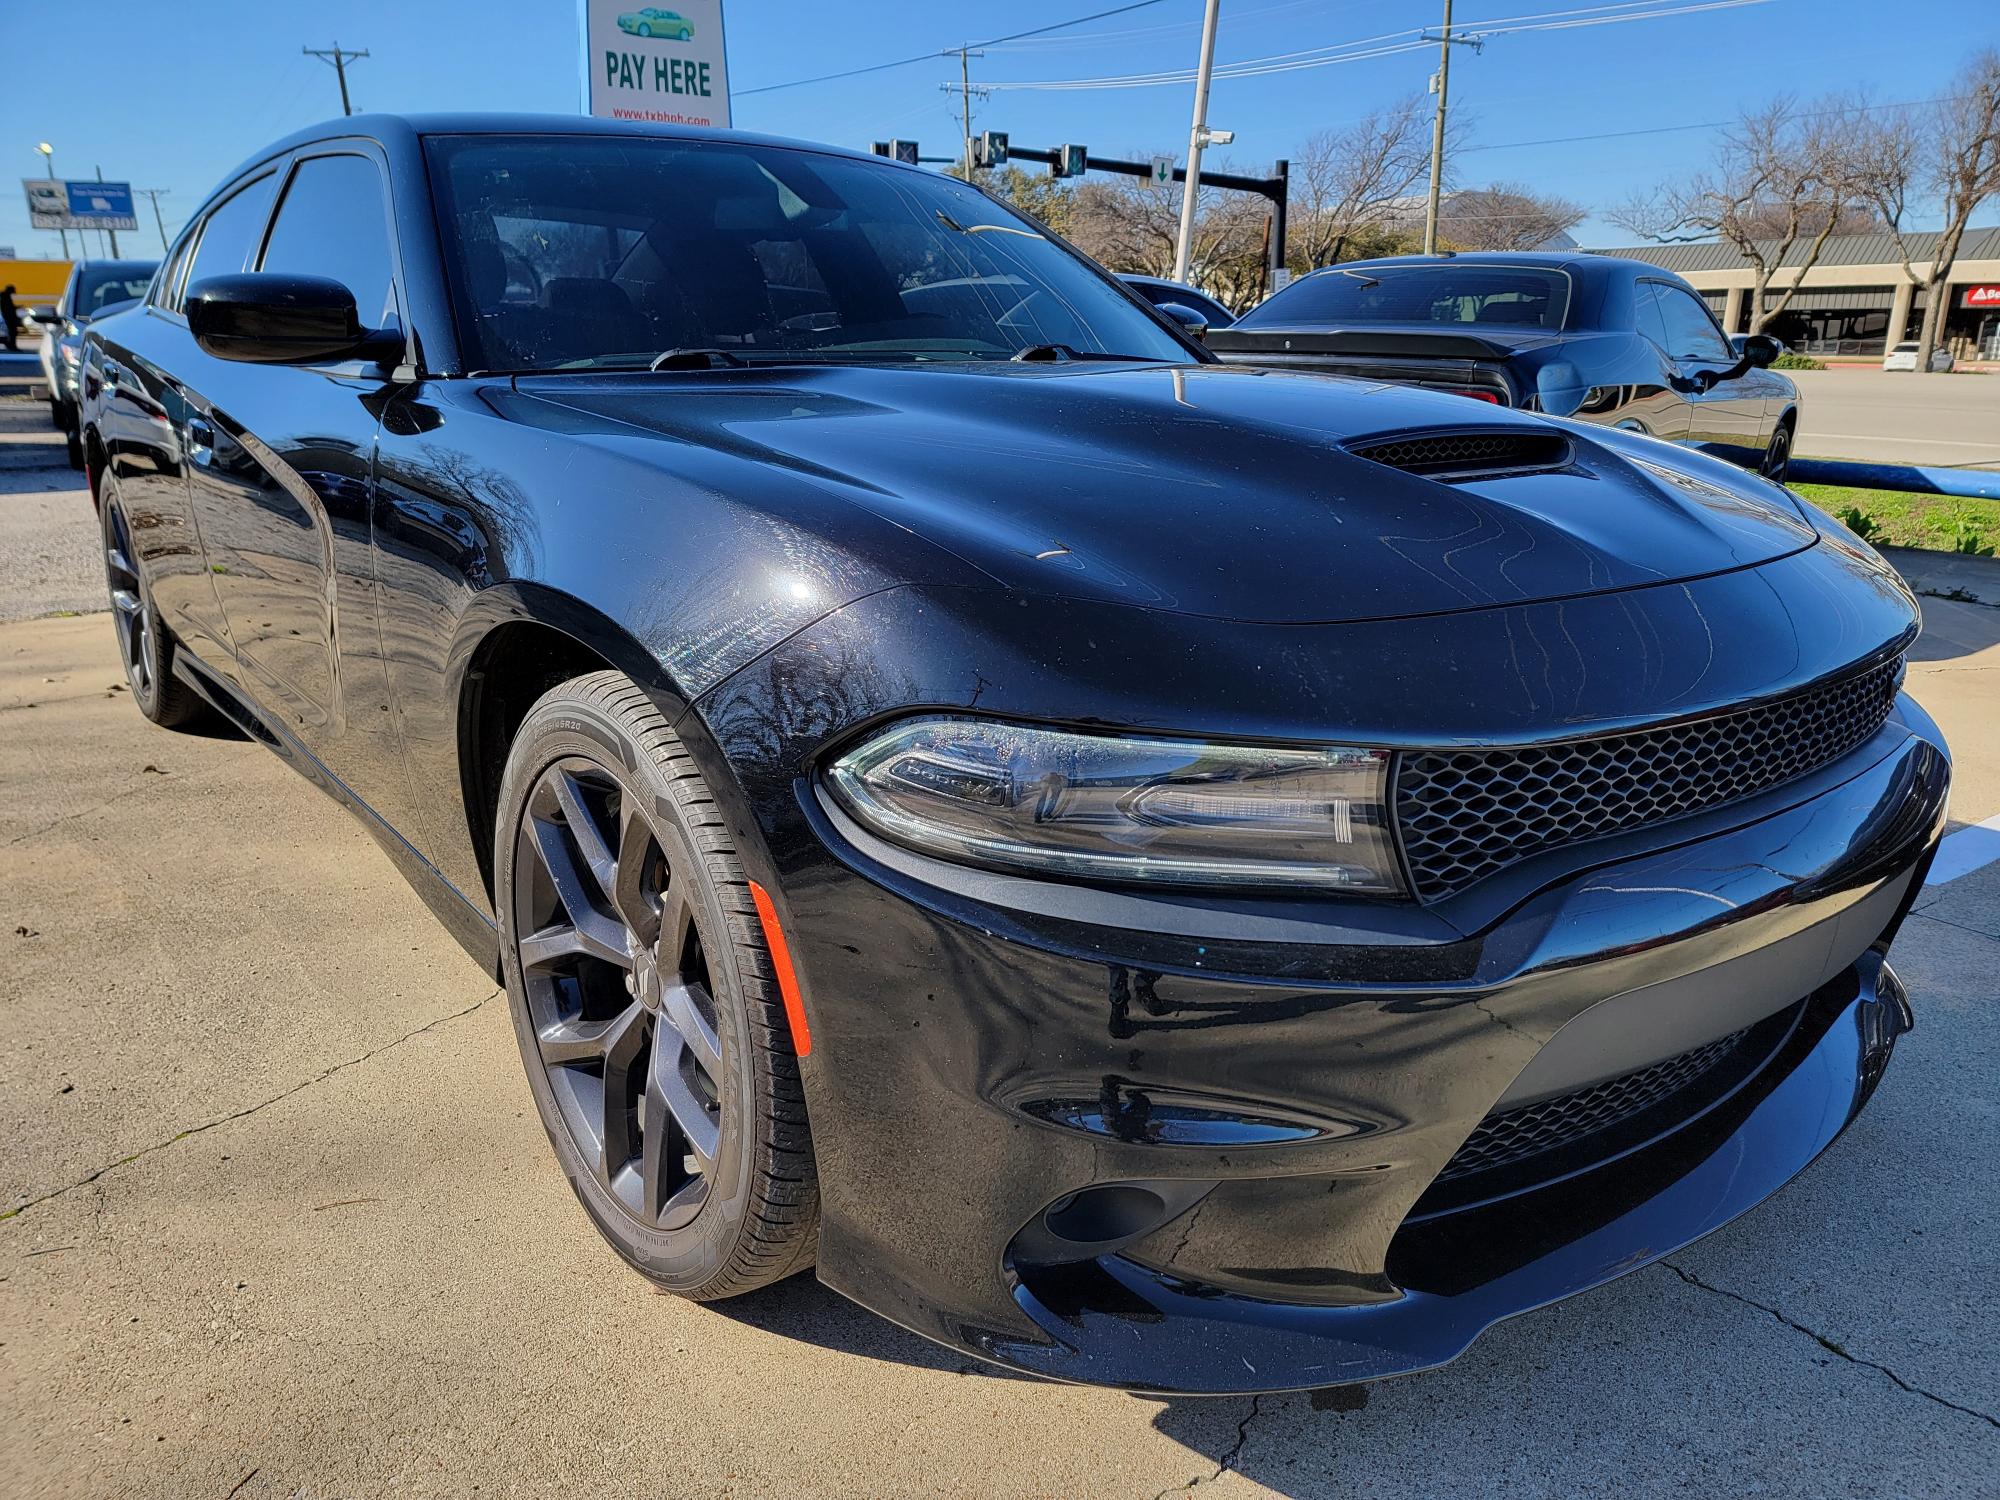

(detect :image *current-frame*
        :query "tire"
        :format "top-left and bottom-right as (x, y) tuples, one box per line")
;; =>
(637, 21), (652, 35)
(1762, 418), (1793, 485)
(101, 479), (207, 729)
(48, 396), (64, 430)
(495, 670), (819, 1299)
(64, 420), (84, 470)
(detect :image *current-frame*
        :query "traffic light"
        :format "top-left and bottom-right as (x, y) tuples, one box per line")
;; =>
(976, 131), (1009, 169)
(891, 139), (919, 165)
(1052, 143), (1087, 179)
(870, 141), (890, 157)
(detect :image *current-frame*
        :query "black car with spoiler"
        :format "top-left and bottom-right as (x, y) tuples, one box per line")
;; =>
(1208, 251), (1800, 481)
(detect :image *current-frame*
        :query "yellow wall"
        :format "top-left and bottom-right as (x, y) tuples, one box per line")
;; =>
(0, 259), (75, 307)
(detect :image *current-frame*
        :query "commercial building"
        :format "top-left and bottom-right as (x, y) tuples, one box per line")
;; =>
(1590, 226), (2000, 359)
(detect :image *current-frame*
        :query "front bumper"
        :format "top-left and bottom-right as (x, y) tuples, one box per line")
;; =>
(737, 685), (1946, 1393)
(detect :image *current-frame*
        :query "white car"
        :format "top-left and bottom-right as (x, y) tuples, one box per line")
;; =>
(1882, 340), (1920, 371)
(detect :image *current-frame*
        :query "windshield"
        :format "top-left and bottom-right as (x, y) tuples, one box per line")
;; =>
(425, 134), (1190, 372)
(1237, 263), (1571, 332)
(74, 264), (159, 318)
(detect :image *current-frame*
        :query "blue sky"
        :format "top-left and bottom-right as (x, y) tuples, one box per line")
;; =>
(3, 0), (1994, 260)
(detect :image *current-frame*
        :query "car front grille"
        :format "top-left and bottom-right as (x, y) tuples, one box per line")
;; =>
(1395, 656), (1903, 900)
(1435, 1028), (1749, 1184)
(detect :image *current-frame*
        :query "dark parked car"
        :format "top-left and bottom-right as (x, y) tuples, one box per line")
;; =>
(1118, 273), (1236, 330)
(32, 258), (158, 460)
(81, 116), (1945, 1395)
(1208, 252), (1800, 481)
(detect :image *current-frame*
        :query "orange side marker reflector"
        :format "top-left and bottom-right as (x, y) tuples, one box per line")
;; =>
(748, 880), (812, 1058)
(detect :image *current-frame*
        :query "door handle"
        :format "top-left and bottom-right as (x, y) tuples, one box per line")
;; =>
(185, 414), (215, 467)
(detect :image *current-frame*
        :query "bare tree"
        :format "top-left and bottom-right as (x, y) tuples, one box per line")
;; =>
(1852, 51), (2000, 371)
(1067, 165), (1271, 308)
(1614, 94), (1864, 333)
(1437, 183), (1587, 251)
(1290, 100), (1433, 268)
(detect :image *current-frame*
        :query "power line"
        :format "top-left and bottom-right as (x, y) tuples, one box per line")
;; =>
(735, 0), (1170, 97)
(1461, 91), (1963, 153)
(980, 0), (1769, 90)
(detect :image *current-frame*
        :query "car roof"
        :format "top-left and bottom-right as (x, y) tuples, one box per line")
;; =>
(217, 112), (891, 193)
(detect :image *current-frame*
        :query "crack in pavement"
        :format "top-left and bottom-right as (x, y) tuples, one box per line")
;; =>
(1151, 1394), (1264, 1498)
(1662, 1261), (2000, 1431)
(1, 989), (499, 1224)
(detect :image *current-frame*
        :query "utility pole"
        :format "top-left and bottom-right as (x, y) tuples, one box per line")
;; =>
(96, 166), (120, 257)
(138, 189), (171, 252)
(957, 46), (986, 179)
(36, 143), (71, 259)
(1420, 1), (1480, 255)
(1172, 0), (1222, 284)
(303, 41), (370, 116)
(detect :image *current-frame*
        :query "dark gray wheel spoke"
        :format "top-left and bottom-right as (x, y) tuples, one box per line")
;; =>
(527, 816), (631, 968)
(611, 802), (661, 942)
(660, 978), (722, 1081)
(596, 1002), (649, 1182)
(537, 1002), (640, 1068)
(550, 770), (618, 894)
(649, 1032), (720, 1177)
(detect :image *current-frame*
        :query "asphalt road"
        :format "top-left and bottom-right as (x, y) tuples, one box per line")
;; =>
(2, 375), (1998, 1498)
(1790, 369), (2000, 470)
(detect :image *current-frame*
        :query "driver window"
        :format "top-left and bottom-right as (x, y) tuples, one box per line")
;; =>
(1654, 283), (1732, 363)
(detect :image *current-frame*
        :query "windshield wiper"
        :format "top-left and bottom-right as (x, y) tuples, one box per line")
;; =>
(649, 348), (750, 371)
(1010, 344), (1167, 363)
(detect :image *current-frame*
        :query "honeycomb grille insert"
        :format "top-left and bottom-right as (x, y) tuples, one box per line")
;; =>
(1436, 1029), (1748, 1184)
(1396, 657), (1902, 900)
(1347, 429), (1570, 479)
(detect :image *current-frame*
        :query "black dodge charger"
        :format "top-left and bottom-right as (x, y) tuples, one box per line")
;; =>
(80, 115), (1947, 1395)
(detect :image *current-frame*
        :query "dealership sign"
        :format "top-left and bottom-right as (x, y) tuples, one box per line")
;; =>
(1963, 285), (2000, 309)
(582, 0), (730, 127)
(22, 178), (138, 231)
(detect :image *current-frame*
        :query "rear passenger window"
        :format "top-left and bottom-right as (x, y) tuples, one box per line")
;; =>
(259, 154), (398, 328)
(179, 173), (277, 311)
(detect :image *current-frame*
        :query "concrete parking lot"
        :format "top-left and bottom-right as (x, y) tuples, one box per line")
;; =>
(2, 369), (1997, 1497)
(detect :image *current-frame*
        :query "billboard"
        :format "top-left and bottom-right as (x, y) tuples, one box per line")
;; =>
(581, 0), (731, 127)
(23, 178), (138, 231)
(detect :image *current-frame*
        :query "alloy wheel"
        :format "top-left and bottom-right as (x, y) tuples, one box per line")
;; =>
(511, 758), (725, 1233)
(104, 501), (154, 702)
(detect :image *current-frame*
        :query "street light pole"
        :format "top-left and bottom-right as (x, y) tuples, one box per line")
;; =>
(1172, 0), (1222, 285)
(36, 143), (71, 259)
(1422, 0), (1453, 256)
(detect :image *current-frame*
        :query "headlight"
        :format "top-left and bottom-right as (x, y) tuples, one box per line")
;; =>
(825, 717), (1403, 893)
(59, 342), (80, 365)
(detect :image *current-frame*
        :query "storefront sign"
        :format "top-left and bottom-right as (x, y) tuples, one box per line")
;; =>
(1963, 285), (2000, 309)
(581, 0), (731, 127)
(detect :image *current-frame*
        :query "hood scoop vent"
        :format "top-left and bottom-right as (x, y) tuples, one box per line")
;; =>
(1348, 428), (1572, 482)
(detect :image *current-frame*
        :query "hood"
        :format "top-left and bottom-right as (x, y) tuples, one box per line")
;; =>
(513, 361), (1815, 625)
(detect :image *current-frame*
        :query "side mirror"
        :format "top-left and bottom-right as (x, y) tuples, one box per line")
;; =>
(1731, 333), (1783, 369)
(26, 306), (59, 326)
(1157, 300), (1210, 342)
(186, 273), (400, 365)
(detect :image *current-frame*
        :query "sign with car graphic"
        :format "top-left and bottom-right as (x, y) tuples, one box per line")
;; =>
(582, 0), (731, 127)
(22, 178), (138, 231)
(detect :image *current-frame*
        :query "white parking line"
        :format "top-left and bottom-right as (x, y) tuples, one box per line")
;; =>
(1924, 813), (2000, 888)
